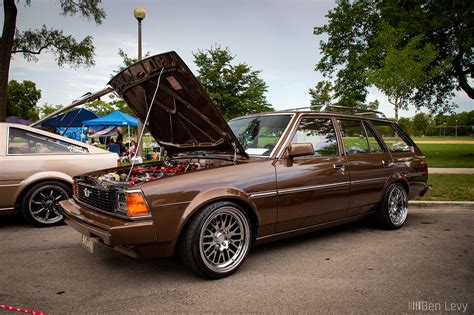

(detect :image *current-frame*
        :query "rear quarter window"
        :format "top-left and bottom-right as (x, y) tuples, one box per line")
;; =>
(370, 121), (413, 153)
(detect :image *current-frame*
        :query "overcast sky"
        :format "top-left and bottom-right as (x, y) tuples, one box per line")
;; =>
(4, 0), (473, 117)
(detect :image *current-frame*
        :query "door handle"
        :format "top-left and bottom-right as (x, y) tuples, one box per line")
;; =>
(381, 160), (393, 167)
(333, 163), (345, 171)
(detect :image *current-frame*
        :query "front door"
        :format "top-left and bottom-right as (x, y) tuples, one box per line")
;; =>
(275, 116), (350, 233)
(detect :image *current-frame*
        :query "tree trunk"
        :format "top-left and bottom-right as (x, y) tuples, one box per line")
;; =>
(0, 0), (17, 122)
(453, 49), (474, 99)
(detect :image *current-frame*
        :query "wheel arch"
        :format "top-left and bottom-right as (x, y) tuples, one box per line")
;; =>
(14, 173), (73, 209)
(377, 175), (409, 206)
(172, 188), (260, 255)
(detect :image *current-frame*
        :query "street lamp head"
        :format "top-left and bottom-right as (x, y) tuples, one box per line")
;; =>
(134, 7), (146, 21)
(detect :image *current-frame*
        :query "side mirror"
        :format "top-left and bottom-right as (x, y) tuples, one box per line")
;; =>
(287, 143), (315, 158)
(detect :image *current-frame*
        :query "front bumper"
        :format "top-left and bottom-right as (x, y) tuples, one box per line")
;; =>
(60, 198), (158, 248)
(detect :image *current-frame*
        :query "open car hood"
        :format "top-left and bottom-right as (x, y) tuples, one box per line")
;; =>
(108, 51), (248, 158)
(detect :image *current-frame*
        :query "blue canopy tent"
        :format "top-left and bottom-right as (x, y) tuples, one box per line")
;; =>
(40, 108), (98, 142)
(83, 111), (139, 153)
(82, 110), (138, 128)
(41, 108), (98, 128)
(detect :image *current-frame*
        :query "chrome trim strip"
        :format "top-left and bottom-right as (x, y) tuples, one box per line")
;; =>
(249, 191), (278, 199)
(0, 207), (15, 212)
(0, 183), (21, 187)
(279, 181), (350, 195)
(351, 177), (388, 185)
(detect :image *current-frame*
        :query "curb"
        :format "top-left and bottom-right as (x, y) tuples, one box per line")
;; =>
(409, 201), (474, 208)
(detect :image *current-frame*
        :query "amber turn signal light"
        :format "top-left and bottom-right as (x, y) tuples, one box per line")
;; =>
(72, 181), (77, 197)
(126, 191), (150, 217)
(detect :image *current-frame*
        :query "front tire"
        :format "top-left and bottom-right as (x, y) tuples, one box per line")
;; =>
(376, 183), (408, 230)
(21, 181), (71, 227)
(179, 201), (252, 279)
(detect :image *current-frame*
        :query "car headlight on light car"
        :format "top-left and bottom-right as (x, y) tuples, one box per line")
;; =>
(116, 190), (150, 217)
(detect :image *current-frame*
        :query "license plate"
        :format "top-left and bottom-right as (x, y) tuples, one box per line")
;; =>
(81, 235), (96, 254)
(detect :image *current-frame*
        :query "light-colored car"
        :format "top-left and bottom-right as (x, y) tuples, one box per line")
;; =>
(0, 123), (119, 227)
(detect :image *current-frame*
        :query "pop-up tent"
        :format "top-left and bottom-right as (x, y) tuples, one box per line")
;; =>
(41, 108), (98, 128)
(82, 110), (138, 127)
(83, 110), (139, 147)
(6, 116), (32, 125)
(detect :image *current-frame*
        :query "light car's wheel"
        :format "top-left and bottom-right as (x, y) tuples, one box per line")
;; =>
(21, 181), (71, 227)
(376, 183), (408, 229)
(179, 201), (252, 279)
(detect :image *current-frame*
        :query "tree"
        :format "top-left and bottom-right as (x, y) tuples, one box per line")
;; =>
(83, 99), (115, 116)
(309, 80), (380, 114)
(314, 0), (474, 114)
(193, 46), (273, 120)
(6, 80), (41, 121)
(412, 113), (432, 136)
(366, 23), (442, 119)
(1, 0), (106, 122)
(397, 117), (413, 135)
(309, 81), (333, 109)
(39, 103), (63, 118)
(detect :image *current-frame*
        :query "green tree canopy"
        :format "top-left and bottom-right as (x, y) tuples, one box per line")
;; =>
(193, 46), (273, 120)
(309, 80), (380, 114)
(39, 103), (62, 118)
(314, 0), (474, 115)
(1, 0), (106, 122)
(6, 80), (41, 121)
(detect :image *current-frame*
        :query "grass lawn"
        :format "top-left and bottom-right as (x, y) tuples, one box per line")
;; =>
(416, 174), (474, 201)
(411, 136), (474, 142)
(418, 144), (474, 168)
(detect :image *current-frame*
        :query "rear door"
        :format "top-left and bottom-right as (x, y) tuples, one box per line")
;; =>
(337, 119), (393, 216)
(275, 115), (350, 232)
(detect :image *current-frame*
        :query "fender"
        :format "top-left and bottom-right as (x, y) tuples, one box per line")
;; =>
(14, 171), (73, 204)
(170, 187), (260, 252)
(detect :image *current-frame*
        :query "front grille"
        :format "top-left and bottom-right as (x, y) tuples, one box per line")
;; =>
(76, 182), (116, 212)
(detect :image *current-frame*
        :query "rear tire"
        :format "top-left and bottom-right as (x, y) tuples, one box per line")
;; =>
(376, 183), (408, 230)
(178, 201), (252, 279)
(20, 181), (71, 227)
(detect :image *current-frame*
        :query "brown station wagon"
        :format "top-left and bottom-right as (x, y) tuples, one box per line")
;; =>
(60, 52), (430, 278)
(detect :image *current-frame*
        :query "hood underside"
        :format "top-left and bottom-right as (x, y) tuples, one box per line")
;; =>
(108, 51), (247, 158)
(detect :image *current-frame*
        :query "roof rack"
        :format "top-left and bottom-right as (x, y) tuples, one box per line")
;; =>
(276, 104), (387, 118)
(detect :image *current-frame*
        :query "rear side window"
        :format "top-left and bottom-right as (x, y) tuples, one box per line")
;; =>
(8, 127), (88, 155)
(363, 122), (384, 153)
(370, 121), (412, 153)
(291, 117), (338, 157)
(338, 120), (370, 155)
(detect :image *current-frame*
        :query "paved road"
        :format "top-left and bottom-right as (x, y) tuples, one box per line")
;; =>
(1, 206), (472, 314)
(429, 168), (474, 174)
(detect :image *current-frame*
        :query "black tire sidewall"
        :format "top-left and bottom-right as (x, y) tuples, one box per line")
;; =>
(377, 183), (407, 230)
(184, 201), (252, 279)
(21, 181), (71, 227)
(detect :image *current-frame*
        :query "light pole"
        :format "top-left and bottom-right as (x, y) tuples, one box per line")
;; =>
(134, 7), (146, 158)
(455, 119), (458, 137)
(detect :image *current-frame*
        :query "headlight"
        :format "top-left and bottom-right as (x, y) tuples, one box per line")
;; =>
(116, 190), (150, 217)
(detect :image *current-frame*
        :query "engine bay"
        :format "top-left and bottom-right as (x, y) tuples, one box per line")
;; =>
(77, 158), (233, 189)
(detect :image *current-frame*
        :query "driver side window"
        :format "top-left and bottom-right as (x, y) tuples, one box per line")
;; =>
(291, 117), (338, 157)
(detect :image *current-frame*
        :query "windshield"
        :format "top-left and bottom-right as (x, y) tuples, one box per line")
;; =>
(228, 115), (292, 156)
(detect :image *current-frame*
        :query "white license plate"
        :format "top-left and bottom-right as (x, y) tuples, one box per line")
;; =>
(81, 235), (96, 254)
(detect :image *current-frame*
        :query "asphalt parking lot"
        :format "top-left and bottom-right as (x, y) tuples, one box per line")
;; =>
(1, 205), (472, 314)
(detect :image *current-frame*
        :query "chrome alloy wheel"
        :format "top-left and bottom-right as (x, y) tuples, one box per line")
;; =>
(388, 186), (407, 226)
(199, 207), (251, 274)
(28, 185), (67, 225)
